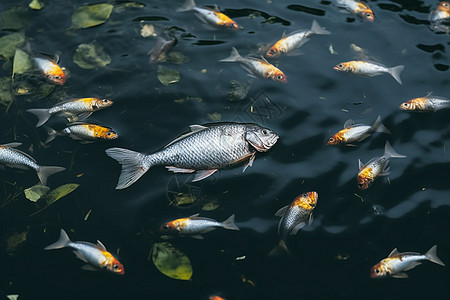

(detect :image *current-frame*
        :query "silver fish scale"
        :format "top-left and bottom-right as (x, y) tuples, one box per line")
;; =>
(182, 218), (222, 234)
(427, 98), (450, 110)
(145, 124), (253, 170)
(64, 124), (94, 138)
(279, 206), (311, 241)
(0, 146), (39, 170)
(69, 241), (106, 266)
(49, 100), (93, 114)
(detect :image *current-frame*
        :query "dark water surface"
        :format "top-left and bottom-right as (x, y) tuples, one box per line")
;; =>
(1, 0), (450, 299)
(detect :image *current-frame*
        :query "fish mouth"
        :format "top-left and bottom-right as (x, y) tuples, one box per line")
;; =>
(250, 134), (279, 152)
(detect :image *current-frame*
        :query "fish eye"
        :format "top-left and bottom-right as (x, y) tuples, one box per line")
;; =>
(338, 64), (343, 68)
(262, 129), (268, 135)
(302, 193), (308, 197)
(55, 75), (61, 80)
(102, 99), (109, 103)
(328, 138), (334, 142)
(277, 75), (284, 80)
(444, 3), (449, 7)
(113, 264), (120, 270)
(402, 103), (409, 107)
(107, 132), (112, 136)
(163, 224), (170, 230)
(365, 13), (372, 18)
(375, 268), (380, 273)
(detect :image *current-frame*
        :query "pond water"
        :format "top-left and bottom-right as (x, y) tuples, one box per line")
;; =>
(1, 0), (450, 299)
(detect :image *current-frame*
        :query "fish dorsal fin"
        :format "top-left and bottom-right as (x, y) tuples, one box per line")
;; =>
(213, 4), (220, 11)
(96, 240), (107, 251)
(275, 205), (288, 217)
(164, 125), (207, 148)
(281, 31), (286, 38)
(425, 91), (433, 97)
(388, 248), (399, 257)
(344, 119), (354, 128)
(260, 56), (269, 63)
(2, 142), (23, 148)
(189, 213), (200, 218)
(358, 159), (364, 170)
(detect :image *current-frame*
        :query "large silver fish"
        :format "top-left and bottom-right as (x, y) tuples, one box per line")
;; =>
(105, 123), (279, 189)
(0, 142), (65, 185)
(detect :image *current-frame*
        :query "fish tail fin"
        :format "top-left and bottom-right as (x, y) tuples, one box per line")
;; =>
(268, 240), (291, 257)
(177, 0), (196, 12)
(426, 245), (446, 266)
(310, 20), (331, 35)
(44, 229), (71, 250)
(384, 141), (406, 159)
(105, 147), (151, 189)
(37, 165), (66, 185)
(372, 115), (391, 134)
(26, 108), (51, 127)
(389, 65), (404, 85)
(221, 214), (240, 231)
(219, 47), (242, 63)
(44, 126), (59, 144)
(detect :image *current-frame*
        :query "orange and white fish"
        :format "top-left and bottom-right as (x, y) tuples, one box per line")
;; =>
(220, 47), (287, 83)
(45, 122), (118, 144)
(269, 191), (318, 256)
(327, 115), (390, 145)
(33, 55), (67, 85)
(177, 0), (239, 30)
(357, 141), (406, 190)
(429, 2), (450, 23)
(334, 60), (404, 85)
(160, 214), (239, 239)
(266, 20), (330, 58)
(370, 245), (445, 279)
(45, 229), (124, 274)
(27, 98), (114, 127)
(399, 93), (450, 112)
(337, 0), (374, 22)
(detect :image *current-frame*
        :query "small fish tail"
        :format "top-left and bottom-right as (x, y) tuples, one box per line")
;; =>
(389, 65), (404, 85)
(43, 126), (59, 144)
(219, 47), (242, 63)
(26, 108), (51, 127)
(268, 240), (290, 257)
(105, 147), (150, 189)
(44, 229), (71, 250)
(221, 214), (240, 231)
(37, 165), (66, 185)
(310, 20), (331, 35)
(425, 245), (446, 266)
(384, 141), (406, 159)
(372, 115), (391, 134)
(177, 0), (196, 12)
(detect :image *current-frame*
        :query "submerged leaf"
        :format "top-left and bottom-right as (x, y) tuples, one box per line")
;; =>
(151, 242), (193, 280)
(202, 199), (219, 211)
(24, 184), (50, 202)
(29, 0), (44, 10)
(0, 32), (25, 60)
(73, 41), (111, 69)
(6, 229), (28, 254)
(0, 6), (29, 30)
(72, 3), (114, 29)
(172, 192), (196, 206)
(228, 79), (253, 102)
(0, 77), (15, 107)
(12, 48), (32, 76)
(165, 52), (189, 64)
(157, 65), (180, 86)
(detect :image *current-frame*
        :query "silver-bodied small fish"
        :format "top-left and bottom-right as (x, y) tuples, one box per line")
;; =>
(148, 35), (177, 64)
(266, 20), (331, 58)
(45, 229), (124, 275)
(177, 0), (239, 30)
(429, 1), (450, 32)
(327, 115), (391, 145)
(0, 142), (65, 185)
(337, 0), (374, 22)
(220, 47), (287, 83)
(269, 191), (318, 256)
(45, 123), (118, 144)
(370, 245), (445, 279)
(160, 214), (239, 239)
(105, 123), (279, 189)
(399, 93), (450, 112)
(357, 141), (406, 190)
(26, 98), (114, 127)
(334, 60), (404, 84)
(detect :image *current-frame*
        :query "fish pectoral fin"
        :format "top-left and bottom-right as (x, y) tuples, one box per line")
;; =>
(290, 222), (306, 235)
(75, 112), (93, 121)
(188, 213), (200, 218)
(403, 262), (422, 271)
(344, 119), (354, 128)
(166, 166), (196, 173)
(286, 49), (303, 56)
(388, 248), (400, 257)
(190, 235), (204, 239)
(81, 264), (100, 271)
(308, 213), (314, 225)
(380, 166), (391, 176)
(358, 159), (364, 170)
(96, 240), (107, 251)
(73, 250), (89, 263)
(392, 272), (408, 279)
(192, 169), (217, 182)
(1, 142), (22, 148)
(275, 205), (288, 217)
(242, 153), (255, 173)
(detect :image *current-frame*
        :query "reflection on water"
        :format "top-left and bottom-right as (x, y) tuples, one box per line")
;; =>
(1, 0), (450, 299)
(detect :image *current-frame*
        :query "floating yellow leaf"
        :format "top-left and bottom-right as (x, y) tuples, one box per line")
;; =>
(172, 192), (196, 206)
(73, 41), (111, 69)
(151, 242), (193, 280)
(24, 184), (50, 202)
(29, 0), (44, 10)
(157, 65), (180, 86)
(72, 3), (113, 29)
(0, 32), (25, 60)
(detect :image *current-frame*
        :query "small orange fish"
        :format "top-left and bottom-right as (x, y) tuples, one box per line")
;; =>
(209, 296), (226, 300)
(33, 56), (67, 85)
(220, 47), (287, 83)
(334, 60), (404, 85)
(430, 1), (450, 23)
(177, 0), (239, 30)
(45, 229), (124, 275)
(45, 122), (118, 143)
(337, 0), (374, 22)
(400, 93), (450, 112)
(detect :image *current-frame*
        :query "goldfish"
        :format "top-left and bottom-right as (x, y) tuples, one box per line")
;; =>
(26, 98), (114, 127)
(160, 213), (239, 239)
(0, 142), (65, 185)
(32, 54), (67, 85)
(269, 191), (318, 256)
(177, 0), (239, 30)
(45, 123), (118, 144)
(266, 20), (331, 58)
(327, 115), (391, 145)
(337, 0), (374, 22)
(370, 245), (445, 279)
(148, 35), (177, 64)
(220, 47), (287, 83)
(357, 141), (406, 190)
(106, 123), (279, 189)
(429, 2), (450, 31)
(334, 60), (404, 85)
(45, 229), (124, 275)
(399, 93), (450, 112)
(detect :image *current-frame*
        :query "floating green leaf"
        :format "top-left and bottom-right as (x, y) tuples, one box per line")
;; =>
(12, 48), (32, 76)
(72, 3), (114, 29)
(0, 6), (29, 30)
(29, 183), (80, 216)
(157, 65), (180, 86)
(73, 41), (111, 69)
(6, 229), (28, 254)
(29, 0), (44, 10)
(151, 242), (193, 280)
(24, 184), (50, 202)
(0, 77), (15, 107)
(0, 32), (25, 60)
